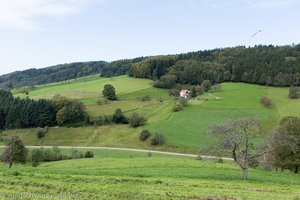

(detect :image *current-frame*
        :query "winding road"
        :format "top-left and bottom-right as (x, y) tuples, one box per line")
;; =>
(0, 145), (233, 161)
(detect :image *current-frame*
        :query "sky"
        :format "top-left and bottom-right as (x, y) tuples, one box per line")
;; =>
(0, 0), (299, 75)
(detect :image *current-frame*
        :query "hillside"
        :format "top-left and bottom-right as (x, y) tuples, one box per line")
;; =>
(1, 44), (300, 90)
(0, 149), (299, 199)
(2, 75), (300, 152)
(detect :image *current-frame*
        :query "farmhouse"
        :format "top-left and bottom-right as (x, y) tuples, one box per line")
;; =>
(180, 89), (190, 98)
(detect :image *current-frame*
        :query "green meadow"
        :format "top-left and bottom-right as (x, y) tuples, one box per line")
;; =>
(5, 75), (300, 152)
(0, 149), (299, 200)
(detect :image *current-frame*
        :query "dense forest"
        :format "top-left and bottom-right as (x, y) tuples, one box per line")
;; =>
(0, 91), (89, 129)
(129, 45), (300, 87)
(0, 90), (56, 129)
(1, 44), (300, 90)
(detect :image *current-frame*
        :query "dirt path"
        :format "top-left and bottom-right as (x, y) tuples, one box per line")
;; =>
(0, 145), (233, 160)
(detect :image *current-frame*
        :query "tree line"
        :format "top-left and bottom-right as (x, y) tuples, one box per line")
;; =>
(2, 44), (299, 91)
(0, 58), (144, 90)
(129, 44), (300, 87)
(0, 90), (88, 129)
(0, 90), (56, 129)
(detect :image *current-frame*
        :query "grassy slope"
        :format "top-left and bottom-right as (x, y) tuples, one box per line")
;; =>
(14, 75), (155, 118)
(145, 83), (298, 148)
(5, 76), (300, 152)
(0, 150), (299, 200)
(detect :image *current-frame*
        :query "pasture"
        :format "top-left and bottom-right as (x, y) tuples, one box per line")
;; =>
(7, 76), (300, 152)
(0, 149), (299, 200)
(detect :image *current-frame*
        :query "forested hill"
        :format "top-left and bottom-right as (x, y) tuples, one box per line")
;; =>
(129, 44), (300, 87)
(0, 57), (144, 90)
(1, 44), (300, 90)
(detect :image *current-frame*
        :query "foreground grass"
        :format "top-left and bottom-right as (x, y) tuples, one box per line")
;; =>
(0, 150), (299, 200)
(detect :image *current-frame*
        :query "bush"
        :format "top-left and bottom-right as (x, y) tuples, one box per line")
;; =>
(195, 85), (205, 94)
(141, 95), (151, 101)
(31, 149), (44, 167)
(102, 84), (117, 100)
(173, 103), (183, 112)
(151, 133), (164, 146)
(113, 108), (128, 124)
(84, 151), (94, 158)
(140, 130), (151, 141)
(37, 129), (45, 139)
(129, 113), (146, 128)
(70, 150), (83, 159)
(260, 96), (272, 107)
(43, 149), (61, 162)
(153, 75), (177, 89)
(92, 115), (114, 126)
(37, 126), (48, 139)
(289, 86), (300, 99)
(201, 80), (212, 92)
(178, 98), (188, 106)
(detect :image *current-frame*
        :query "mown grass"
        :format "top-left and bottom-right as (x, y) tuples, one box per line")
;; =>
(0, 150), (299, 200)
(7, 77), (300, 152)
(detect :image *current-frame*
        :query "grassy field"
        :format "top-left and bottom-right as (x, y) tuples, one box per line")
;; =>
(0, 149), (299, 200)
(6, 76), (300, 152)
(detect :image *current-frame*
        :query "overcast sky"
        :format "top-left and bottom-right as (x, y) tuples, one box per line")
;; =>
(0, 0), (299, 75)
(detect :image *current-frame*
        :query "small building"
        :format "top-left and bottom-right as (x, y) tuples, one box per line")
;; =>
(180, 89), (190, 99)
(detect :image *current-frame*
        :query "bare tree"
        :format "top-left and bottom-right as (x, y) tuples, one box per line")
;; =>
(208, 118), (272, 181)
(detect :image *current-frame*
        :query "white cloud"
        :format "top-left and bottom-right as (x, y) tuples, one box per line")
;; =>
(0, 0), (99, 30)
(244, 0), (300, 8)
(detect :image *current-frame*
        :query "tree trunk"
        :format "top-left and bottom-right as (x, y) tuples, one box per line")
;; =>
(9, 162), (12, 169)
(243, 167), (248, 181)
(232, 146), (237, 162)
(243, 159), (249, 181)
(294, 166), (299, 174)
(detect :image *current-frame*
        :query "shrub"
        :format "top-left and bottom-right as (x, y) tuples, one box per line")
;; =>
(289, 86), (300, 99)
(151, 133), (164, 146)
(129, 113), (146, 128)
(92, 115), (114, 126)
(37, 129), (45, 139)
(141, 95), (151, 101)
(37, 126), (48, 139)
(178, 98), (188, 106)
(43, 149), (58, 162)
(84, 151), (94, 158)
(191, 86), (197, 98)
(195, 85), (205, 94)
(217, 158), (224, 163)
(113, 109), (128, 124)
(102, 84), (117, 100)
(196, 155), (203, 160)
(140, 130), (151, 141)
(260, 96), (272, 107)
(70, 150), (83, 159)
(173, 103), (183, 112)
(168, 88), (179, 96)
(31, 149), (44, 167)
(42, 147), (64, 162)
(153, 75), (177, 89)
(201, 80), (212, 92)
